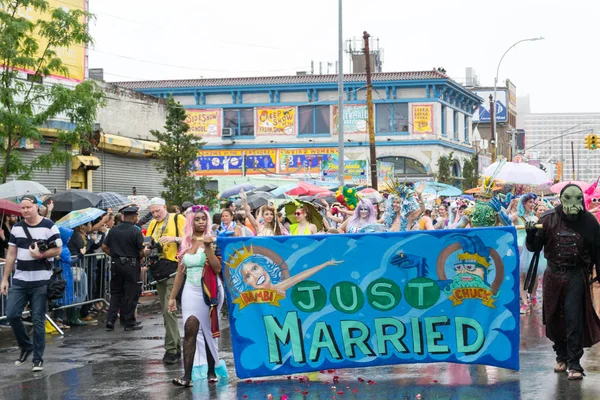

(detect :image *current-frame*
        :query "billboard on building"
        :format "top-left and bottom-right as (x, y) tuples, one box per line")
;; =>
(331, 104), (368, 134)
(472, 90), (508, 123)
(193, 149), (277, 176)
(506, 80), (517, 113)
(279, 148), (338, 175)
(321, 160), (368, 185)
(255, 107), (296, 136)
(185, 109), (222, 137)
(411, 104), (434, 134)
(2, 0), (87, 82)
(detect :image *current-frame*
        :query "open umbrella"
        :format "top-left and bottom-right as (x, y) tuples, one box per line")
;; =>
(483, 161), (551, 186)
(359, 188), (384, 203)
(0, 180), (50, 199)
(286, 182), (331, 197)
(550, 180), (591, 194)
(219, 183), (255, 199)
(128, 195), (150, 210)
(98, 192), (130, 210)
(417, 181), (462, 197)
(282, 200), (324, 231)
(270, 183), (298, 198)
(0, 199), (21, 216)
(51, 190), (102, 212)
(56, 207), (106, 229)
(245, 191), (275, 210)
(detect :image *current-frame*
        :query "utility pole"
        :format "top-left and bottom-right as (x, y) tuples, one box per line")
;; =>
(571, 141), (575, 180)
(336, 0), (344, 189)
(363, 31), (377, 189)
(490, 94), (496, 162)
(511, 129), (516, 161)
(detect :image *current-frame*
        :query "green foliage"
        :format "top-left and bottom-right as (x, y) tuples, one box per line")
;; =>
(462, 155), (480, 189)
(436, 151), (455, 184)
(195, 176), (219, 210)
(0, 0), (105, 182)
(151, 97), (203, 207)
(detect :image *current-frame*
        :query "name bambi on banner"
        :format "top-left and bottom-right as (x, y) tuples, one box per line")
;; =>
(218, 228), (520, 379)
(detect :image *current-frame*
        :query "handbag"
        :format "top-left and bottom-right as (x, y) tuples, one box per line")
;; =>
(21, 223), (66, 300)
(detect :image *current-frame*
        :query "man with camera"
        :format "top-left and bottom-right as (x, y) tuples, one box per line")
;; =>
(0, 195), (62, 372)
(102, 205), (145, 331)
(144, 197), (185, 364)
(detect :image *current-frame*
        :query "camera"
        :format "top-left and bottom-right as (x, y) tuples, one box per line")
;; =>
(32, 239), (58, 253)
(143, 237), (163, 262)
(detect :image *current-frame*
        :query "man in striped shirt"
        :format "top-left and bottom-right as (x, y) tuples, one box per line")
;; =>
(0, 195), (62, 372)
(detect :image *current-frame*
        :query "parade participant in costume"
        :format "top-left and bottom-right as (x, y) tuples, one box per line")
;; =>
(217, 209), (242, 237)
(584, 180), (600, 223)
(290, 204), (317, 235)
(382, 181), (425, 232)
(511, 193), (539, 314)
(526, 184), (600, 380)
(240, 190), (282, 236)
(433, 204), (449, 230)
(169, 205), (227, 387)
(340, 199), (376, 233)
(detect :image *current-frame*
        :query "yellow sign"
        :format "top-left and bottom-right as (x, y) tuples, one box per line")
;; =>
(186, 109), (222, 137)
(256, 107), (296, 136)
(232, 289), (285, 310)
(448, 287), (496, 308)
(412, 104), (434, 134)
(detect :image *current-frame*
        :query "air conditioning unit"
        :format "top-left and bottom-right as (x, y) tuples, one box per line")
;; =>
(222, 128), (233, 137)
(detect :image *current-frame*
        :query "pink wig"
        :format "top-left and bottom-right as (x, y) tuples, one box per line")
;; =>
(177, 205), (211, 265)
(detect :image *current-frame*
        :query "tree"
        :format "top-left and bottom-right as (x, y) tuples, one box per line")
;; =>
(195, 176), (219, 210)
(462, 155), (480, 189)
(151, 97), (203, 206)
(0, 0), (105, 182)
(436, 151), (454, 184)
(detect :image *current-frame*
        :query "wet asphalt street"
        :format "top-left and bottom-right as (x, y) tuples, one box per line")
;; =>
(1, 308), (600, 400)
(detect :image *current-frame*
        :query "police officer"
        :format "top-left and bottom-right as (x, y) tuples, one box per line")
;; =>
(102, 205), (145, 331)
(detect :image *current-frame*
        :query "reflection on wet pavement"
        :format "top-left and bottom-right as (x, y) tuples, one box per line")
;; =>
(1, 310), (600, 399)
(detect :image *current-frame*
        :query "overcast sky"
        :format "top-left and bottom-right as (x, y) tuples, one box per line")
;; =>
(86, 0), (599, 114)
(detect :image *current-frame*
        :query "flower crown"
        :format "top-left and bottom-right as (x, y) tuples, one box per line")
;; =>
(188, 205), (210, 214)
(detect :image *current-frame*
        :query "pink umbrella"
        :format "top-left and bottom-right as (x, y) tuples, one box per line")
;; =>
(550, 181), (591, 194)
(286, 182), (331, 196)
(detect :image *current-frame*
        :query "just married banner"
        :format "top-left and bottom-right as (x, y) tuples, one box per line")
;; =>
(217, 227), (520, 379)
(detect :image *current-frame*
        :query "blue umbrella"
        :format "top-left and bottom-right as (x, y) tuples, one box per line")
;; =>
(417, 181), (462, 197)
(56, 208), (106, 229)
(219, 183), (256, 199)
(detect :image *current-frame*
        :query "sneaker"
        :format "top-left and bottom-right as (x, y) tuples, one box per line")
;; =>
(15, 348), (33, 366)
(124, 325), (142, 331)
(520, 304), (529, 315)
(106, 322), (115, 331)
(163, 352), (181, 365)
(32, 360), (43, 372)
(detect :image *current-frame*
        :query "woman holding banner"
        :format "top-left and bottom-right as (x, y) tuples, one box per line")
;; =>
(169, 205), (227, 387)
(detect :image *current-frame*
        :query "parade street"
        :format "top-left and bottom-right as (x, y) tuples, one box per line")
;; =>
(0, 309), (598, 400)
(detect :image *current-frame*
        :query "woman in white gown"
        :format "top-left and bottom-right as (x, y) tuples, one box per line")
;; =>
(169, 205), (226, 387)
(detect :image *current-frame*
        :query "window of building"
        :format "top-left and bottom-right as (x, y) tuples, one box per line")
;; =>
(376, 103), (409, 133)
(453, 110), (459, 140)
(299, 105), (330, 135)
(224, 108), (254, 136)
(376, 156), (427, 176)
(463, 115), (469, 143)
(441, 105), (446, 136)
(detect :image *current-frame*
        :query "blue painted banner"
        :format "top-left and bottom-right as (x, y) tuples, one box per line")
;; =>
(218, 227), (520, 379)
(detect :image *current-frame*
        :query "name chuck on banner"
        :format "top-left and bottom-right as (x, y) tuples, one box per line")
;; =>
(217, 227), (520, 379)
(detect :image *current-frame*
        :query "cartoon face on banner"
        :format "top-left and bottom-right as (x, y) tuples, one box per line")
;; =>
(218, 228), (520, 379)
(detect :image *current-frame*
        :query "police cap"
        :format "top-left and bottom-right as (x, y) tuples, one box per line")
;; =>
(119, 205), (139, 215)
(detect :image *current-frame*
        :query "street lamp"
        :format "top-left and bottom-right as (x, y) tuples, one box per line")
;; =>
(492, 36), (544, 162)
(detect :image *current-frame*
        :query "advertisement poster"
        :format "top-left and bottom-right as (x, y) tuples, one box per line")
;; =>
(377, 161), (395, 189)
(472, 90), (508, 123)
(256, 107), (296, 136)
(331, 105), (369, 134)
(279, 148), (338, 175)
(321, 160), (368, 185)
(185, 109), (222, 137)
(218, 227), (520, 378)
(412, 104), (434, 134)
(194, 149), (277, 176)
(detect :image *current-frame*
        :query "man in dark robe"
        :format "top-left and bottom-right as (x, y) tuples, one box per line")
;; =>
(526, 183), (600, 380)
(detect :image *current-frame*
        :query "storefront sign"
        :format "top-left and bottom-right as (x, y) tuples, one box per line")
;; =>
(412, 104), (434, 134)
(256, 107), (296, 136)
(321, 160), (368, 184)
(185, 109), (222, 137)
(218, 227), (520, 378)
(194, 149), (277, 176)
(331, 105), (368, 134)
(377, 161), (395, 189)
(279, 148), (338, 175)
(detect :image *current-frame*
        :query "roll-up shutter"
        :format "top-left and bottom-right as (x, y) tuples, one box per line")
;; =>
(92, 151), (165, 198)
(10, 144), (69, 193)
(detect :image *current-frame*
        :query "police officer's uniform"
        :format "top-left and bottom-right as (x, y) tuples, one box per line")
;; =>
(103, 206), (145, 331)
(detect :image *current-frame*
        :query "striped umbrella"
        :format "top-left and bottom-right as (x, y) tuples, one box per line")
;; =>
(98, 192), (130, 210)
(56, 208), (106, 229)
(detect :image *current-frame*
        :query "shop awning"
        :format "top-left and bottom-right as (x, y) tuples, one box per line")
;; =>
(72, 155), (101, 170)
(99, 133), (160, 157)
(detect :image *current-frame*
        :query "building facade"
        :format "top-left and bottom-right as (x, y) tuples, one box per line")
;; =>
(522, 113), (600, 182)
(118, 70), (480, 186)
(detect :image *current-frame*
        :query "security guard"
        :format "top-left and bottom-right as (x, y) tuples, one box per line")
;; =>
(102, 205), (145, 331)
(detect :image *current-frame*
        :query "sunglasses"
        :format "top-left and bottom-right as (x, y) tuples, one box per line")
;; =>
(359, 208), (369, 211)
(295, 211), (304, 216)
